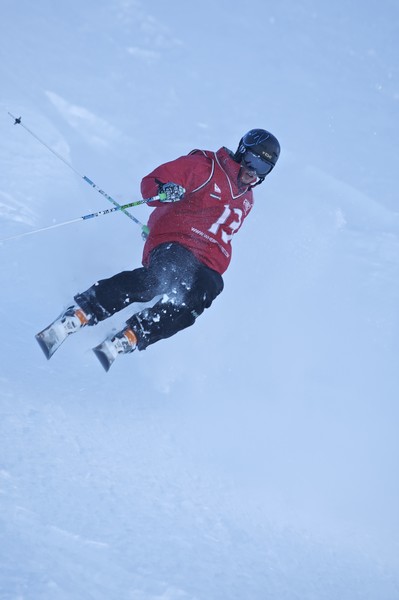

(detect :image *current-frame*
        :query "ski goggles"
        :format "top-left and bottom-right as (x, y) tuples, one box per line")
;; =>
(242, 150), (274, 178)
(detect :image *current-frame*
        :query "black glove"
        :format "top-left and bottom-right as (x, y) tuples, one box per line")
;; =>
(158, 182), (185, 203)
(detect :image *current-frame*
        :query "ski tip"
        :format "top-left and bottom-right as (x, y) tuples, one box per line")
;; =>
(35, 332), (53, 360)
(92, 345), (114, 372)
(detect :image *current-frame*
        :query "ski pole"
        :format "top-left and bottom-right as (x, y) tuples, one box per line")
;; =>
(0, 194), (164, 244)
(7, 112), (146, 234)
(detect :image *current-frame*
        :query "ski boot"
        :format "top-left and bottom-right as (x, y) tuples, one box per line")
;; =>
(35, 305), (90, 359)
(93, 327), (137, 372)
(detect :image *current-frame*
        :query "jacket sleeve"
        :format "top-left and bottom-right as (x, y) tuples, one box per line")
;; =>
(141, 152), (212, 206)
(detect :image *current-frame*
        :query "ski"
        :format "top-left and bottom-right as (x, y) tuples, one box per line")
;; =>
(35, 317), (70, 359)
(35, 306), (87, 360)
(36, 307), (136, 370)
(92, 339), (119, 372)
(93, 328), (137, 372)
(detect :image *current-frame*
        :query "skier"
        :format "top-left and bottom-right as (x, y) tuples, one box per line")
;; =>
(36, 128), (280, 370)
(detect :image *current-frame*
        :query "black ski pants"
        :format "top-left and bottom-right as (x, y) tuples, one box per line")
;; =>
(75, 243), (224, 350)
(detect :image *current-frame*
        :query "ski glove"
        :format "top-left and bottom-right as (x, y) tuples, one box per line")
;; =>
(158, 182), (186, 203)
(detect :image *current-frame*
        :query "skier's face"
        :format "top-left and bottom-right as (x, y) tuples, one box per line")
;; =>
(239, 164), (258, 185)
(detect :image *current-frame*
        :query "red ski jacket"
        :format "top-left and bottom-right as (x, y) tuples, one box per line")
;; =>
(141, 147), (255, 275)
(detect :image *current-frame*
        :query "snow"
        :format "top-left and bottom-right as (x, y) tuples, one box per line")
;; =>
(1, 1), (399, 598)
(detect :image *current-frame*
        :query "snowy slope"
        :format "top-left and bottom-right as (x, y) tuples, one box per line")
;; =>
(1, 1), (399, 599)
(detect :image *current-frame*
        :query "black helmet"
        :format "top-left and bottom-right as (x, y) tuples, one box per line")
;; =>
(235, 128), (281, 167)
